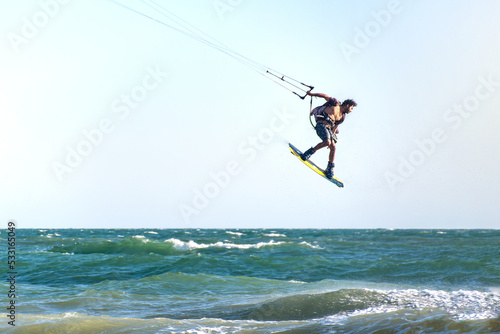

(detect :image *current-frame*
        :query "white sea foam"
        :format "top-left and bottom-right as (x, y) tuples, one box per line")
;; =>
(264, 233), (286, 237)
(132, 235), (149, 242)
(299, 241), (323, 249)
(320, 288), (500, 325)
(383, 288), (500, 320)
(226, 231), (244, 236)
(165, 238), (284, 250)
(164, 238), (326, 251)
(184, 326), (244, 334)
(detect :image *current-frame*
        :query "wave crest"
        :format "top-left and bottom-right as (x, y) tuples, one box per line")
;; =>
(50, 236), (177, 256)
(49, 237), (310, 255)
(246, 289), (386, 321)
(165, 238), (284, 251)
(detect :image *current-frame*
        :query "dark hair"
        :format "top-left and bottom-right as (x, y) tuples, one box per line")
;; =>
(342, 99), (357, 107)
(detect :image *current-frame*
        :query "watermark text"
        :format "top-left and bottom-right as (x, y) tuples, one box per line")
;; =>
(6, 221), (17, 327)
(52, 65), (168, 182)
(178, 106), (295, 223)
(385, 74), (500, 190)
(7, 0), (72, 53)
(340, 0), (402, 63)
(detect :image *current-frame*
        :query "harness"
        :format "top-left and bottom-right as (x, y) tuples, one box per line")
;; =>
(310, 98), (343, 128)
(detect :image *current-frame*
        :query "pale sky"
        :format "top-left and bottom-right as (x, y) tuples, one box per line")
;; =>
(2, 0), (499, 229)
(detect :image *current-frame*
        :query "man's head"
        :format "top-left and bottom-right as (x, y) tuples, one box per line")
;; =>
(341, 99), (357, 114)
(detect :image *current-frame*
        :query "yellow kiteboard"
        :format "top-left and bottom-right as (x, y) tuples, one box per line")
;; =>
(289, 143), (344, 187)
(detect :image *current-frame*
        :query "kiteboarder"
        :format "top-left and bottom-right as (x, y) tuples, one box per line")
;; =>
(300, 91), (357, 179)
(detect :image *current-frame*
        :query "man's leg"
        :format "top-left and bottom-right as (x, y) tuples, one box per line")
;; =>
(328, 142), (336, 163)
(324, 133), (336, 179)
(313, 140), (329, 152)
(301, 140), (328, 161)
(301, 123), (331, 161)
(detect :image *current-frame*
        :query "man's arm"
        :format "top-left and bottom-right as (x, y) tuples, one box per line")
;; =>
(306, 91), (331, 102)
(307, 90), (341, 116)
(331, 122), (342, 134)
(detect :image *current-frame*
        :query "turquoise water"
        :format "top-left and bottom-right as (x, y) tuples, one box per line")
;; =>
(1, 229), (499, 333)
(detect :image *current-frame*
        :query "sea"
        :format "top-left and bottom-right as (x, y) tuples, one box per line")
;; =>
(1, 229), (499, 334)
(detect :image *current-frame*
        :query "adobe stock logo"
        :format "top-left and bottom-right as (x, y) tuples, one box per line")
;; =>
(178, 107), (296, 224)
(385, 74), (500, 191)
(52, 66), (168, 182)
(213, 0), (244, 21)
(340, 0), (403, 63)
(7, 0), (72, 54)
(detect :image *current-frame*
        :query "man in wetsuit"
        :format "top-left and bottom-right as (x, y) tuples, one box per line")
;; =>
(300, 91), (357, 179)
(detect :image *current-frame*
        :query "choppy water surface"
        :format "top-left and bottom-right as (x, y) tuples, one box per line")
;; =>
(2, 229), (499, 333)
